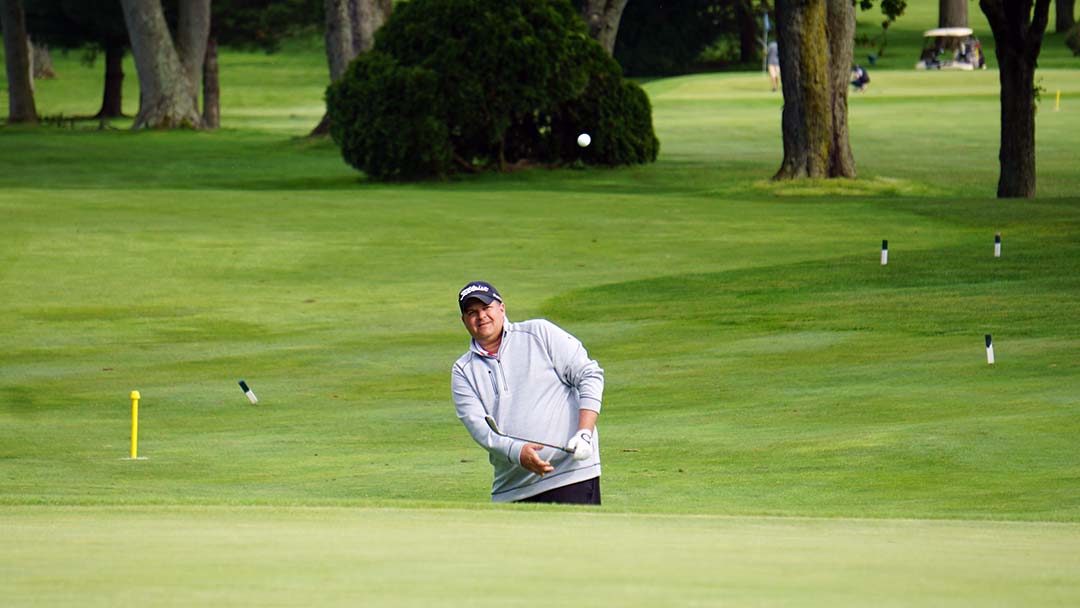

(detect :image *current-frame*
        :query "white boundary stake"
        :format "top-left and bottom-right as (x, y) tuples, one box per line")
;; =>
(238, 379), (259, 404)
(985, 335), (995, 365)
(994, 233), (1001, 258)
(881, 240), (888, 265)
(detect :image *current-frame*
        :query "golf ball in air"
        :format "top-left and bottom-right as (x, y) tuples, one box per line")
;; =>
(577, 133), (591, 147)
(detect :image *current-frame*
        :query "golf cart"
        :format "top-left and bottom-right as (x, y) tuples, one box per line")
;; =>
(915, 27), (986, 71)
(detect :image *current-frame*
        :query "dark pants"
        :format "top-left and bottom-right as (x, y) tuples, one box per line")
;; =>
(517, 477), (601, 505)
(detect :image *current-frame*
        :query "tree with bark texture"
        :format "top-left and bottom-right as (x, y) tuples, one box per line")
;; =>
(934, 0), (968, 51)
(980, 0), (1052, 198)
(774, 0), (855, 180)
(581, 0), (629, 55)
(120, 0), (210, 129)
(311, 0), (393, 135)
(2, 0), (38, 124)
(939, 0), (968, 26)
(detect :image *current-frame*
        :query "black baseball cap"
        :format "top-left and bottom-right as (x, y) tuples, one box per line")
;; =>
(458, 281), (502, 312)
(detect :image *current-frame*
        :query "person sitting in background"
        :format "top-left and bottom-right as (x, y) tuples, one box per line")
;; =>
(851, 65), (870, 92)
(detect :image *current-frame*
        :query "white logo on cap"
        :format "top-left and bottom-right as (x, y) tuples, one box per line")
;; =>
(460, 284), (491, 300)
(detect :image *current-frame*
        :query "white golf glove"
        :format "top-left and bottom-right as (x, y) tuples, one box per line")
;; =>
(567, 428), (594, 461)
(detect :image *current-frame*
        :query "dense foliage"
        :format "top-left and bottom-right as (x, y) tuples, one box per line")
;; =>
(326, 0), (658, 180)
(599, 0), (785, 76)
(611, 0), (734, 76)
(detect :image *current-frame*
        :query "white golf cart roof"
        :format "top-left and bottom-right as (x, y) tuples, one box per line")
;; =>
(923, 27), (974, 37)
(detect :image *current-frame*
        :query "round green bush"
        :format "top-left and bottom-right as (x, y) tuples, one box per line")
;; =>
(550, 40), (660, 165)
(326, 0), (659, 180)
(327, 53), (452, 181)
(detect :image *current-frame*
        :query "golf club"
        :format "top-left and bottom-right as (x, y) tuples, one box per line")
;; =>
(484, 415), (574, 453)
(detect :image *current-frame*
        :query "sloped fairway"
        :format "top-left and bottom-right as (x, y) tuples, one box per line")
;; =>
(4, 506), (1080, 607)
(3, 4), (1080, 604)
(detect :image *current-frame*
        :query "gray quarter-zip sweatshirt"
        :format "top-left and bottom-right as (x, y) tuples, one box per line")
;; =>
(451, 318), (603, 502)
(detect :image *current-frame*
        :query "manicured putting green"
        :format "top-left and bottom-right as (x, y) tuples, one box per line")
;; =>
(4, 506), (1079, 607)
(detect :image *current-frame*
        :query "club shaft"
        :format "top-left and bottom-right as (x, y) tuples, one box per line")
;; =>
(485, 416), (573, 452)
(499, 432), (573, 453)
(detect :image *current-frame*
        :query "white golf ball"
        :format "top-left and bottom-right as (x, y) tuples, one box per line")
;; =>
(577, 133), (591, 147)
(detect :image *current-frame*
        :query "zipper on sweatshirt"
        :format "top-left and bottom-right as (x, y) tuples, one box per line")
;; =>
(487, 370), (500, 398)
(495, 360), (510, 394)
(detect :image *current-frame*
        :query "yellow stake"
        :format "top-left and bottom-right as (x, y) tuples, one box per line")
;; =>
(130, 390), (140, 459)
(1056, 90), (1061, 112)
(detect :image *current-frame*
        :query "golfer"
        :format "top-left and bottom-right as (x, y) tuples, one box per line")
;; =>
(451, 281), (603, 504)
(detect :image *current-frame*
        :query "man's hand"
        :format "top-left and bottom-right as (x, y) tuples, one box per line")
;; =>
(520, 444), (554, 476)
(567, 429), (594, 462)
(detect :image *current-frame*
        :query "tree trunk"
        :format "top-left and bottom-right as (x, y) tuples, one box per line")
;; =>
(826, 0), (856, 178)
(980, 0), (1051, 198)
(353, 0), (392, 55)
(938, 0), (969, 50)
(776, 0), (830, 178)
(996, 54), (1037, 197)
(774, 0), (855, 179)
(177, 0), (211, 106)
(120, 0), (208, 129)
(1057, 0), (1076, 32)
(582, 0), (629, 55)
(202, 36), (220, 129)
(313, 0), (392, 136)
(2, 0), (37, 124)
(939, 0), (969, 27)
(325, 0), (355, 83)
(23, 32), (34, 93)
(96, 41), (126, 118)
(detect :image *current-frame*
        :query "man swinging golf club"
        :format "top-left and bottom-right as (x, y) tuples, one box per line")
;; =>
(451, 281), (603, 504)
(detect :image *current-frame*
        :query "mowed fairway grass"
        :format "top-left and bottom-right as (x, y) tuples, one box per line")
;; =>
(3, 7), (1080, 605)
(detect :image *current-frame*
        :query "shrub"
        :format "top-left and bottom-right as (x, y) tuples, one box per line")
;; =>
(326, 0), (659, 180)
(327, 53), (452, 180)
(504, 38), (659, 165)
(550, 40), (660, 165)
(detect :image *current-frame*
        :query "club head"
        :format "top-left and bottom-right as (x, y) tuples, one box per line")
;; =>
(484, 415), (501, 434)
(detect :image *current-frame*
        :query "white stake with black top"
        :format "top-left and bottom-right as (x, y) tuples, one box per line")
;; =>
(238, 379), (259, 404)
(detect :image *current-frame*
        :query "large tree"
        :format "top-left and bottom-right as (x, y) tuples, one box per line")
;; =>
(581, 0), (629, 55)
(312, 0), (392, 135)
(773, 0), (855, 179)
(120, 0), (211, 129)
(980, 0), (1051, 198)
(939, 0), (968, 26)
(2, 0), (38, 124)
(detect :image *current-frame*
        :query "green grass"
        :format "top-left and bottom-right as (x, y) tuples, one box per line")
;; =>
(4, 506), (1080, 607)
(2, 1), (1080, 604)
